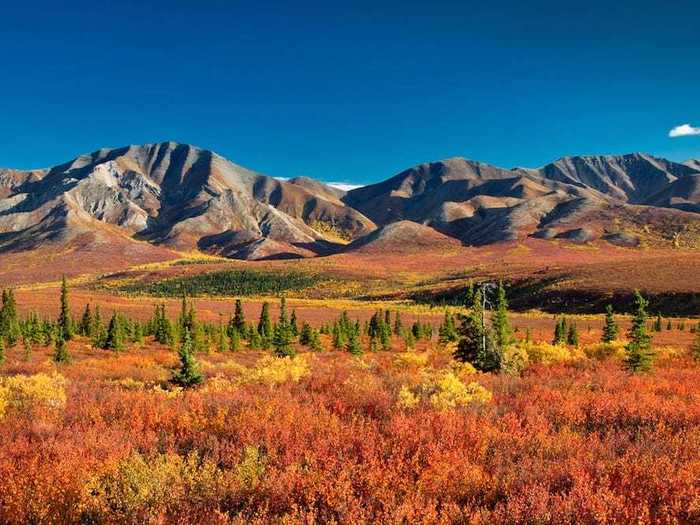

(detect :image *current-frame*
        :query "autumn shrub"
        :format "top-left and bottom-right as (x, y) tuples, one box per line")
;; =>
(583, 340), (627, 360)
(519, 341), (583, 364)
(399, 370), (492, 410)
(243, 355), (311, 386)
(0, 372), (67, 418)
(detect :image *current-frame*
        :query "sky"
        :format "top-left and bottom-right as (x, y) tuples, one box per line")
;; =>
(1, 0), (699, 186)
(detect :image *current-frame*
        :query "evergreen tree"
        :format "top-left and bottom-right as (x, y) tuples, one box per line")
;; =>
(653, 314), (663, 332)
(393, 312), (403, 336)
(299, 322), (313, 345)
(369, 335), (379, 352)
(403, 329), (416, 351)
(171, 330), (203, 387)
(525, 327), (532, 343)
(0, 289), (20, 346)
(309, 329), (323, 352)
(229, 328), (241, 352)
(567, 322), (579, 346)
(258, 302), (272, 339)
(0, 336), (5, 364)
(272, 298), (295, 357)
(454, 288), (500, 372)
(132, 322), (144, 345)
(103, 312), (124, 351)
(625, 291), (654, 373)
(217, 318), (228, 353)
(79, 304), (93, 337)
(346, 328), (362, 356)
(290, 310), (299, 337)
(553, 317), (568, 345)
(332, 322), (345, 349)
(53, 336), (71, 363)
(602, 304), (619, 343)
(666, 319), (673, 331)
(492, 281), (514, 351)
(58, 275), (73, 340)
(438, 311), (458, 343)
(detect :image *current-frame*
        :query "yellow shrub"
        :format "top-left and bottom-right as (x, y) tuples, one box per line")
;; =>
(398, 371), (492, 411)
(583, 341), (627, 360)
(84, 451), (222, 520)
(394, 352), (429, 370)
(0, 373), (67, 418)
(428, 373), (492, 410)
(243, 356), (311, 386)
(450, 361), (477, 380)
(200, 375), (237, 394)
(397, 385), (420, 409)
(235, 445), (267, 490)
(519, 341), (582, 364)
(501, 345), (529, 374)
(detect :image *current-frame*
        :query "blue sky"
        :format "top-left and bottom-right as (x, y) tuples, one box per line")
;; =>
(1, 0), (699, 185)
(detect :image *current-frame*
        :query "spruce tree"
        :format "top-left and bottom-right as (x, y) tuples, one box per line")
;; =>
(258, 302), (272, 340)
(232, 299), (246, 333)
(602, 304), (619, 343)
(653, 314), (663, 332)
(103, 313), (124, 351)
(53, 336), (71, 363)
(0, 336), (5, 364)
(172, 330), (203, 387)
(299, 322), (313, 345)
(567, 322), (579, 346)
(229, 328), (241, 352)
(346, 328), (362, 356)
(553, 317), (568, 345)
(58, 275), (73, 340)
(272, 298), (295, 357)
(22, 335), (32, 361)
(454, 288), (500, 372)
(290, 310), (299, 338)
(438, 311), (458, 343)
(492, 281), (514, 351)
(625, 291), (654, 373)
(393, 312), (402, 336)
(79, 304), (93, 337)
(309, 329), (323, 352)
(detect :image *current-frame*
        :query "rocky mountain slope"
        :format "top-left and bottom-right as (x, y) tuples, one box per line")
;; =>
(0, 142), (375, 260)
(1, 144), (699, 260)
(343, 153), (700, 246)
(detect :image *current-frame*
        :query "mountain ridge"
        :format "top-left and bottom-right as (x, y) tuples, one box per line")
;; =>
(2, 142), (700, 260)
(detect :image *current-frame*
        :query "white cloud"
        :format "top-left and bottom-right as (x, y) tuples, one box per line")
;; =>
(669, 123), (700, 138)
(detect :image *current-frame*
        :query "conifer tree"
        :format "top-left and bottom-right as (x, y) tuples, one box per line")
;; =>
(233, 299), (246, 330)
(53, 335), (70, 363)
(653, 314), (663, 332)
(403, 329), (416, 351)
(553, 317), (568, 345)
(229, 328), (241, 352)
(0, 336), (5, 364)
(492, 281), (514, 351)
(309, 328), (323, 352)
(299, 322), (313, 345)
(454, 288), (500, 372)
(525, 327), (532, 343)
(438, 311), (458, 343)
(369, 335), (379, 352)
(0, 289), (20, 346)
(258, 302), (272, 340)
(290, 310), (299, 338)
(602, 304), (619, 343)
(79, 304), (93, 337)
(393, 312), (403, 336)
(567, 322), (579, 346)
(58, 275), (73, 340)
(172, 330), (203, 387)
(217, 318), (228, 353)
(346, 328), (362, 356)
(625, 291), (654, 373)
(132, 322), (144, 345)
(103, 312), (124, 351)
(666, 319), (673, 331)
(272, 298), (295, 357)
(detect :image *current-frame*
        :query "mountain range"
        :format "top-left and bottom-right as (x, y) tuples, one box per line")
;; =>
(1, 142), (699, 260)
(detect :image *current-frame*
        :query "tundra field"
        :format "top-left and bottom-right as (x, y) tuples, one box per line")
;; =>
(0, 244), (699, 525)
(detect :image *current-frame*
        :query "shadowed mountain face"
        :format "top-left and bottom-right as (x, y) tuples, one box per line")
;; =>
(344, 154), (700, 246)
(0, 142), (375, 259)
(1, 144), (700, 260)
